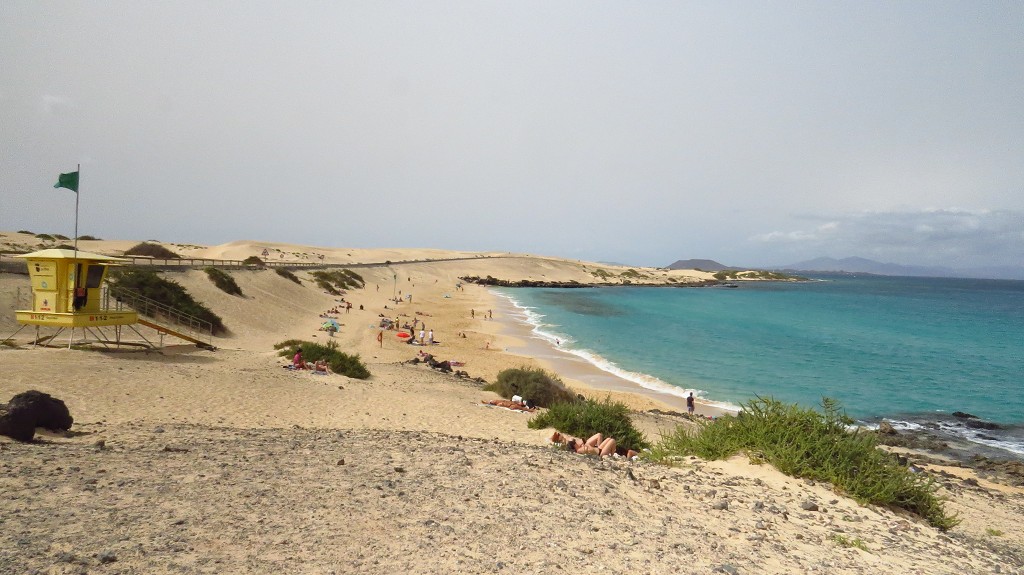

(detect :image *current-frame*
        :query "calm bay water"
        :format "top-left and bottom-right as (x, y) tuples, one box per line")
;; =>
(496, 275), (1024, 458)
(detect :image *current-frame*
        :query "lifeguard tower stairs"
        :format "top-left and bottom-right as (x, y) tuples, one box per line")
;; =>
(107, 287), (216, 350)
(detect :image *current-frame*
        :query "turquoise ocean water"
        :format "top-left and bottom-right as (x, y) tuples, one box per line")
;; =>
(494, 275), (1024, 458)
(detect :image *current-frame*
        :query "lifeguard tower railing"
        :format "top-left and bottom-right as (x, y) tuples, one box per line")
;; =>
(105, 286), (214, 347)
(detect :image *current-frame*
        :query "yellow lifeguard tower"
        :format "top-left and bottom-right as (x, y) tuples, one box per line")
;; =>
(13, 249), (137, 347)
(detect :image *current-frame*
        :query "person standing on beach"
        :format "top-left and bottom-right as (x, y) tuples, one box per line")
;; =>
(427, 329), (434, 345)
(419, 328), (425, 344)
(686, 392), (695, 415)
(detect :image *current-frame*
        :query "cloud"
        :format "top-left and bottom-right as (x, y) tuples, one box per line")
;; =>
(752, 221), (841, 244)
(752, 209), (1024, 267)
(40, 94), (74, 116)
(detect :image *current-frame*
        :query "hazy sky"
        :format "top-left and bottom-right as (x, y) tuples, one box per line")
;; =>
(2, 2), (1022, 269)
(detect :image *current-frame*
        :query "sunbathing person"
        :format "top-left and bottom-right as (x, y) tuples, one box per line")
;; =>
(481, 398), (536, 412)
(313, 359), (330, 374)
(550, 431), (634, 458)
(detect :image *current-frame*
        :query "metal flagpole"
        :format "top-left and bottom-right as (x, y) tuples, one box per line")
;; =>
(72, 164), (82, 316)
(73, 163), (80, 254)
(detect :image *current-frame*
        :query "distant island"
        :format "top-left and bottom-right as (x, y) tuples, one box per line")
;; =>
(777, 256), (1024, 281)
(666, 256), (1024, 281)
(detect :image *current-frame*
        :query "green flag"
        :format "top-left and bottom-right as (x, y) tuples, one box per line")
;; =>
(54, 171), (79, 192)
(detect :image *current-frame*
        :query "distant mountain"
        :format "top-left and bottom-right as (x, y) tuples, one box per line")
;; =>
(778, 256), (1024, 281)
(665, 259), (739, 271)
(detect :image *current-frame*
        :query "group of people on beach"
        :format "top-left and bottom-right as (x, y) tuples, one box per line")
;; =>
(549, 430), (639, 459)
(290, 348), (330, 374)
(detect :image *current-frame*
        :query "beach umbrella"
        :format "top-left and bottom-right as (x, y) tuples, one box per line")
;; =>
(323, 318), (340, 329)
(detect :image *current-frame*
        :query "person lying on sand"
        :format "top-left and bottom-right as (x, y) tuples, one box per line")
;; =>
(549, 431), (638, 458)
(313, 359), (330, 374)
(481, 398), (536, 412)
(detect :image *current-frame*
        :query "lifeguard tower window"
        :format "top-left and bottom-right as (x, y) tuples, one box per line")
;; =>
(86, 265), (105, 288)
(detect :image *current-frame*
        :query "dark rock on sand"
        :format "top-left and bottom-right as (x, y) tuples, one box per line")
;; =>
(9, 390), (74, 430)
(970, 457), (1024, 488)
(0, 404), (36, 442)
(0, 390), (74, 442)
(800, 500), (819, 512)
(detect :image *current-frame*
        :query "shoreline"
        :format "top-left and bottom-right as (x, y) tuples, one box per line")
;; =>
(488, 289), (735, 419)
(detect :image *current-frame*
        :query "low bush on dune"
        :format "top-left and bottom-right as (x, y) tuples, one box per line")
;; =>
(107, 269), (226, 335)
(310, 270), (366, 294)
(76, 235), (100, 241)
(124, 242), (181, 259)
(486, 366), (577, 408)
(649, 397), (959, 530)
(242, 256), (265, 267)
(313, 275), (340, 295)
(274, 339), (370, 379)
(275, 268), (302, 284)
(340, 269), (365, 287)
(204, 267), (244, 296)
(529, 397), (650, 453)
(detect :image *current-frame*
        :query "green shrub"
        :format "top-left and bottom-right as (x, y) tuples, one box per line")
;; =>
(831, 534), (869, 551)
(107, 269), (226, 334)
(35, 233), (55, 241)
(341, 268), (365, 287)
(52, 234), (70, 240)
(275, 268), (302, 284)
(274, 339), (370, 379)
(242, 256), (265, 267)
(485, 366), (576, 408)
(529, 397), (650, 453)
(649, 397), (959, 530)
(77, 235), (100, 241)
(17, 230), (33, 234)
(124, 242), (181, 259)
(314, 277), (339, 295)
(204, 267), (243, 296)
(53, 244), (76, 250)
(310, 269), (365, 292)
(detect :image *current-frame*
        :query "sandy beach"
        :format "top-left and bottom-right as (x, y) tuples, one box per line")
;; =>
(2, 232), (1023, 575)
